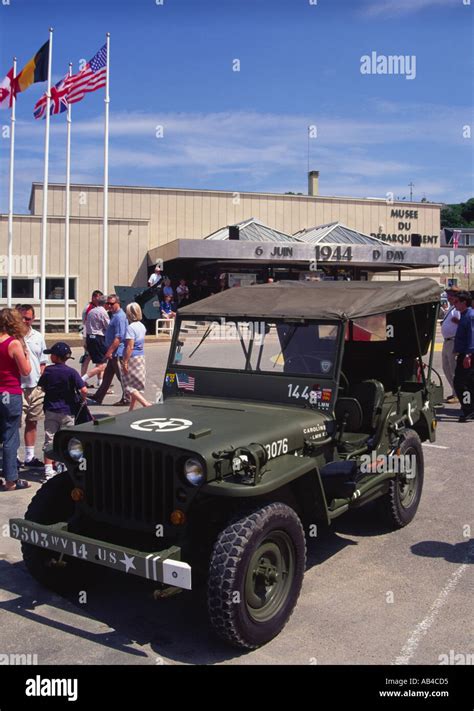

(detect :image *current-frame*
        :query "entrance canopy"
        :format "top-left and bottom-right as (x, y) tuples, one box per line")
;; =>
(179, 278), (442, 320)
(147, 218), (450, 273)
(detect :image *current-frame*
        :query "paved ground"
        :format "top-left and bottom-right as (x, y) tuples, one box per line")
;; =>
(0, 337), (472, 666)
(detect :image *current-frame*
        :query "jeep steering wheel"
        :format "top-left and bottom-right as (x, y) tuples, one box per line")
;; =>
(338, 370), (349, 395)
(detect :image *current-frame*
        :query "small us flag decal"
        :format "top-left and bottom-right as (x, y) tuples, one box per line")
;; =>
(176, 373), (195, 391)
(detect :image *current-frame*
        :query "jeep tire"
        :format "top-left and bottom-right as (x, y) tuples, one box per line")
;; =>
(377, 429), (424, 528)
(22, 472), (87, 593)
(207, 502), (306, 649)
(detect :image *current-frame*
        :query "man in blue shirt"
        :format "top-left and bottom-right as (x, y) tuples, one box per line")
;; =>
(89, 294), (129, 405)
(453, 291), (474, 422)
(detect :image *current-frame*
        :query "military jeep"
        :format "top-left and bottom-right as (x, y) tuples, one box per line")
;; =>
(10, 278), (443, 649)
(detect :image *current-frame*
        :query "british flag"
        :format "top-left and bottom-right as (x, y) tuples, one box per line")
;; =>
(33, 75), (69, 119)
(33, 44), (107, 119)
(452, 230), (461, 249)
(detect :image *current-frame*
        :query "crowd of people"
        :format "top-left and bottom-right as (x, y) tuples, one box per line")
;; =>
(146, 266), (230, 321)
(83, 292), (150, 410)
(0, 269), (231, 492)
(0, 293), (152, 491)
(0, 304), (87, 490)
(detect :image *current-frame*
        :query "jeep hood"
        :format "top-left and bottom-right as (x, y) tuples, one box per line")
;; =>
(70, 397), (333, 461)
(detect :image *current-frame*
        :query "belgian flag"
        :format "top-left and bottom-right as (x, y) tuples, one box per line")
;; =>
(13, 40), (49, 96)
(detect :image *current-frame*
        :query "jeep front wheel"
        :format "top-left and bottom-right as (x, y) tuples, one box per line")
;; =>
(22, 472), (88, 593)
(377, 430), (424, 528)
(207, 502), (306, 649)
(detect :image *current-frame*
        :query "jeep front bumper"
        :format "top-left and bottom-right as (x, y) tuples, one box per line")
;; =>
(9, 519), (192, 590)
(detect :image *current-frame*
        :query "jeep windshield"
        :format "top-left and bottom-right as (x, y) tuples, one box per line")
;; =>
(172, 318), (339, 377)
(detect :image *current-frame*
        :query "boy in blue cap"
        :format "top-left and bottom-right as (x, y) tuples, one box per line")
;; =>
(37, 342), (87, 482)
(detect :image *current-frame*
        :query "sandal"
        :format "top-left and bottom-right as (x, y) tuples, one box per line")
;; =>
(1, 478), (31, 491)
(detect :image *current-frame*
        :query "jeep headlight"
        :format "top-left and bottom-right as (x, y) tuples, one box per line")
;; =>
(184, 458), (205, 486)
(232, 455), (248, 473)
(67, 437), (84, 461)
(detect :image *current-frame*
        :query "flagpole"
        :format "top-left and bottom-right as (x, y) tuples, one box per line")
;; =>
(6, 58), (16, 308)
(102, 32), (110, 293)
(40, 28), (53, 335)
(64, 62), (72, 333)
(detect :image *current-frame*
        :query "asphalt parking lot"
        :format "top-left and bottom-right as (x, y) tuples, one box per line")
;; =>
(0, 340), (472, 666)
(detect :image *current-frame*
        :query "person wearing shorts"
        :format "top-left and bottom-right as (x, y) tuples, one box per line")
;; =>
(38, 342), (87, 483)
(85, 295), (109, 387)
(119, 302), (151, 410)
(19, 305), (47, 468)
(80, 290), (104, 377)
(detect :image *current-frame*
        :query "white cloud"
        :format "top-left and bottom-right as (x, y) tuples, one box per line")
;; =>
(363, 0), (460, 17)
(1, 103), (470, 211)
(12, 103), (469, 148)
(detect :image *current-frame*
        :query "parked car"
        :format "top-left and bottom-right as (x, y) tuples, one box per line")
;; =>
(10, 278), (443, 649)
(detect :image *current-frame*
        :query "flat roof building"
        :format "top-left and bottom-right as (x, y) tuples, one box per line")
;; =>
(0, 176), (453, 327)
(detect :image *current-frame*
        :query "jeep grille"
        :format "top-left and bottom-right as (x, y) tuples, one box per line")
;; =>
(82, 439), (175, 528)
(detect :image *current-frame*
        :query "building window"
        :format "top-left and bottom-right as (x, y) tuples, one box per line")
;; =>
(0, 278), (34, 299)
(45, 278), (76, 300)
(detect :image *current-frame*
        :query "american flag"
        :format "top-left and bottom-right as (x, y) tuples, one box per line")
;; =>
(34, 75), (69, 119)
(176, 373), (195, 392)
(63, 44), (107, 105)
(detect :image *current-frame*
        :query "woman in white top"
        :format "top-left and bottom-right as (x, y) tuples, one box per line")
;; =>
(118, 303), (152, 410)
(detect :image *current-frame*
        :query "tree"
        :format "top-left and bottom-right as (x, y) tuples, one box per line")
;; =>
(441, 198), (474, 228)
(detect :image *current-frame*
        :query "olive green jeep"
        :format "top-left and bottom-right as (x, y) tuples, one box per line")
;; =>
(10, 279), (443, 649)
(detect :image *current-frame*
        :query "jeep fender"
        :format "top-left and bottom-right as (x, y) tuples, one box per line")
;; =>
(201, 454), (330, 525)
(413, 405), (436, 442)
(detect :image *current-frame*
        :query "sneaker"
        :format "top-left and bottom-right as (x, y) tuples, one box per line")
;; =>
(23, 457), (44, 468)
(445, 394), (459, 403)
(16, 458), (23, 470)
(38, 472), (55, 484)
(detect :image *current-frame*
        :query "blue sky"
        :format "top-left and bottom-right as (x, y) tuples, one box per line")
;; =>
(0, 0), (473, 213)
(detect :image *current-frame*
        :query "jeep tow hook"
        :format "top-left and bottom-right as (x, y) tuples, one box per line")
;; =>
(153, 586), (183, 600)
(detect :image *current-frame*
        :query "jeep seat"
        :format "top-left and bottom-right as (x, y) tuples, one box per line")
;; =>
(336, 379), (385, 453)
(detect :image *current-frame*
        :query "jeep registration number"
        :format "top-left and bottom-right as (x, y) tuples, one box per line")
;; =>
(264, 438), (289, 459)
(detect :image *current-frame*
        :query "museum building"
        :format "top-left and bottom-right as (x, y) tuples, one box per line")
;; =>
(0, 172), (452, 326)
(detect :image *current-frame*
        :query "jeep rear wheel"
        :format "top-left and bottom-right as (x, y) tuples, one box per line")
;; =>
(207, 502), (306, 649)
(377, 430), (424, 528)
(22, 472), (88, 593)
